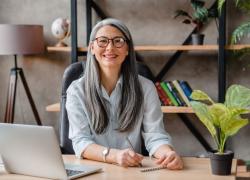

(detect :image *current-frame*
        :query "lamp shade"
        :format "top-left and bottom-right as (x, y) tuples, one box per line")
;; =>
(0, 24), (44, 55)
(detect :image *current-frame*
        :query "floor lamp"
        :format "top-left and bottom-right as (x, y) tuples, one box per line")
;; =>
(0, 25), (44, 125)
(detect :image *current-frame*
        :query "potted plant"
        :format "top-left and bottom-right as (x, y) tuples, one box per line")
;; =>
(218, 0), (250, 45)
(174, 0), (218, 45)
(190, 84), (250, 175)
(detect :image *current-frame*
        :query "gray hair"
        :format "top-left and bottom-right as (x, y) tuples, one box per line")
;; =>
(84, 18), (144, 134)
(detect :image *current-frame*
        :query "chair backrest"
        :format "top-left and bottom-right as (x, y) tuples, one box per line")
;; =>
(60, 61), (85, 154)
(59, 61), (154, 155)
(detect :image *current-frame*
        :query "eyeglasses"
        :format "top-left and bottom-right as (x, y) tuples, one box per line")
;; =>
(94, 36), (127, 48)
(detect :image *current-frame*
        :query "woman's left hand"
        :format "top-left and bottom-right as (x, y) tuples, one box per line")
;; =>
(155, 150), (183, 170)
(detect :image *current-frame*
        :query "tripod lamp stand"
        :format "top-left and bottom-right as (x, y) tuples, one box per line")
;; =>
(0, 24), (44, 125)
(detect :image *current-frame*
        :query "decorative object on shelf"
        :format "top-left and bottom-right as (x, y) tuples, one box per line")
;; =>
(190, 84), (250, 175)
(51, 17), (70, 47)
(0, 24), (44, 125)
(174, 0), (218, 45)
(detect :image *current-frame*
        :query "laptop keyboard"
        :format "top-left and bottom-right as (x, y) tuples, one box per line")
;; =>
(66, 169), (85, 177)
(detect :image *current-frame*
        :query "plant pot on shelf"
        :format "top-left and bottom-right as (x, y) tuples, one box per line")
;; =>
(191, 33), (205, 45)
(209, 150), (234, 175)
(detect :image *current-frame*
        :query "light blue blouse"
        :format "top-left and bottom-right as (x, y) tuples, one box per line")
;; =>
(66, 75), (172, 158)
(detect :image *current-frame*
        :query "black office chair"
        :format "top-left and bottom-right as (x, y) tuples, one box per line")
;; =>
(59, 61), (154, 155)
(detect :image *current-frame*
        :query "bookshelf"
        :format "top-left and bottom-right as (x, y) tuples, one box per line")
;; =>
(47, 43), (249, 114)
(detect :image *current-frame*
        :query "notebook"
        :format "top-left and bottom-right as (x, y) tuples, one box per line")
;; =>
(0, 123), (102, 179)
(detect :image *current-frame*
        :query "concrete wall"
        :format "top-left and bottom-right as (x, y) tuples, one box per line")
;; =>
(0, 0), (250, 160)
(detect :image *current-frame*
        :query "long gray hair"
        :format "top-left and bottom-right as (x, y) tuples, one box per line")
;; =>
(83, 18), (144, 134)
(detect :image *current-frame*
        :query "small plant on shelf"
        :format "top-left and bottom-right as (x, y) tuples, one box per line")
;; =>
(174, 0), (218, 45)
(218, 0), (250, 58)
(218, 0), (250, 44)
(190, 84), (250, 175)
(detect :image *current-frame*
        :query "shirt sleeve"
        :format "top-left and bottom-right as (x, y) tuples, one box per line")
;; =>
(141, 80), (173, 156)
(66, 83), (95, 158)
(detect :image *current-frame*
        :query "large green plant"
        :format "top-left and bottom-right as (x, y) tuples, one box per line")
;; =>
(174, 0), (218, 31)
(190, 85), (250, 154)
(218, 0), (250, 44)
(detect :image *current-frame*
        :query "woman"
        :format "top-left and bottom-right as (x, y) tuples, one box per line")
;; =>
(66, 18), (183, 169)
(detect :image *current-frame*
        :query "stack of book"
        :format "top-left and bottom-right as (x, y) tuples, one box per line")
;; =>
(155, 80), (193, 107)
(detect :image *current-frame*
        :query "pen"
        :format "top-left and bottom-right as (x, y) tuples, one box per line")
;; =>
(126, 136), (143, 167)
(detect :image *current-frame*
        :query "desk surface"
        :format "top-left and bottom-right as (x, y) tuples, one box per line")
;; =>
(0, 155), (237, 180)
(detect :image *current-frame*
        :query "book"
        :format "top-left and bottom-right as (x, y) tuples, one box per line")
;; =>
(155, 82), (171, 106)
(160, 82), (179, 106)
(172, 80), (191, 106)
(179, 80), (193, 101)
(155, 82), (167, 105)
(165, 81), (184, 106)
(168, 81), (187, 106)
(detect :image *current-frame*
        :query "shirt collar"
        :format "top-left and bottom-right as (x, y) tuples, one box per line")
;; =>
(101, 74), (123, 101)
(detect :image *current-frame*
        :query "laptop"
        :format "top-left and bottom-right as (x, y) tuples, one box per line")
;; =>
(0, 123), (102, 179)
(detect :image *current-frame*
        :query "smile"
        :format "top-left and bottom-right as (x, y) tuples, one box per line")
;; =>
(103, 54), (118, 59)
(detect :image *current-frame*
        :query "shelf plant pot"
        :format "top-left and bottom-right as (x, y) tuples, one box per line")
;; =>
(191, 33), (205, 45)
(209, 150), (234, 175)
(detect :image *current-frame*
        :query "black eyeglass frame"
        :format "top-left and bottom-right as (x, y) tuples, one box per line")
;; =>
(94, 36), (127, 48)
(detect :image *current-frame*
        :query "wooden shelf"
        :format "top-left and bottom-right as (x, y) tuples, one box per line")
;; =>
(46, 103), (60, 112)
(47, 44), (250, 53)
(46, 103), (193, 113)
(47, 46), (88, 52)
(161, 106), (193, 113)
(47, 45), (217, 52)
(135, 45), (218, 51)
(226, 44), (250, 50)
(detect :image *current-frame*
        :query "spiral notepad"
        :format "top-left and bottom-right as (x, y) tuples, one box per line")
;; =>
(140, 166), (165, 172)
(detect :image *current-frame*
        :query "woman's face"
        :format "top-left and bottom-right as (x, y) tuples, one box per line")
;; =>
(91, 25), (129, 71)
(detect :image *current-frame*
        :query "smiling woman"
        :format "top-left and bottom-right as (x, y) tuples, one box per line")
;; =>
(90, 25), (129, 78)
(66, 18), (183, 170)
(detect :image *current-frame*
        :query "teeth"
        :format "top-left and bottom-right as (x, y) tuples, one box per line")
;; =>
(105, 54), (116, 58)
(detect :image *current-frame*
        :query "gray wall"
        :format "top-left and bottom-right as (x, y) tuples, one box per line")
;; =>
(0, 0), (250, 160)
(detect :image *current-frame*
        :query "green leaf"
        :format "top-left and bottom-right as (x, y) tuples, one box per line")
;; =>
(190, 101), (217, 137)
(222, 117), (248, 137)
(191, 0), (205, 9)
(225, 84), (250, 109)
(218, 0), (226, 14)
(193, 7), (208, 23)
(231, 21), (250, 44)
(236, 0), (250, 11)
(209, 103), (229, 127)
(190, 90), (214, 104)
(235, 0), (240, 6)
(228, 107), (250, 116)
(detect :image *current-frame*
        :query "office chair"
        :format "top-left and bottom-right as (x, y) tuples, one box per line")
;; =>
(59, 61), (154, 155)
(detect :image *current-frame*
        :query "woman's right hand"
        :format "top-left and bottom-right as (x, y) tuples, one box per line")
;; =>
(115, 148), (143, 167)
